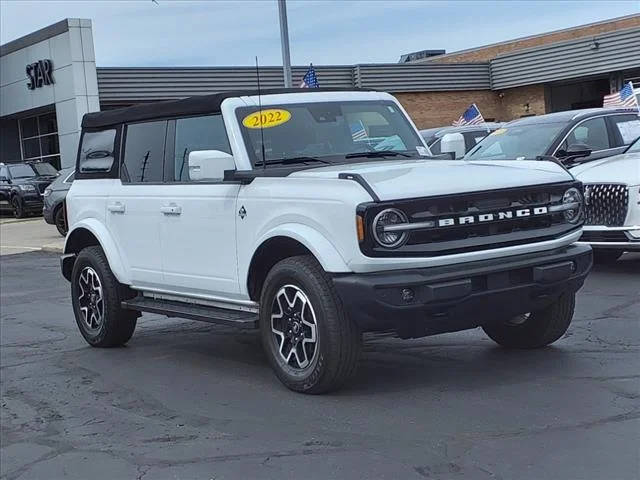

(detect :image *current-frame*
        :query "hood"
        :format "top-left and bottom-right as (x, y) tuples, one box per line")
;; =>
(571, 152), (640, 186)
(289, 159), (574, 201)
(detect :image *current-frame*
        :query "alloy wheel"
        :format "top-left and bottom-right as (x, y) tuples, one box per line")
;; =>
(270, 284), (318, 370)
(78, 266), (105, 331)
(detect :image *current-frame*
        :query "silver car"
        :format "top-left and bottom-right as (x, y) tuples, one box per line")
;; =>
(43, 167), (74, 236)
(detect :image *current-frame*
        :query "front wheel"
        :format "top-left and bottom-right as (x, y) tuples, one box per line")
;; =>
(260, 255), (362, 394)
(71, 246), (137, 347)
(12, 196), (25, 218)
(54, 206), (67, 236)
(482, 293), (575, 348)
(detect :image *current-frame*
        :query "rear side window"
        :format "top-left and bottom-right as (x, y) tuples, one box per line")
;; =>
(172, 115), (230, 182)
(609, 114), (640, 145)
(122, 121), (167, 183)
(79, 130), (117, 173)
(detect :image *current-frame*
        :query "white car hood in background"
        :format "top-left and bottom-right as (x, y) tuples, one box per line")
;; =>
(570, 153), (640, 186)
(289, 159), (574, 201)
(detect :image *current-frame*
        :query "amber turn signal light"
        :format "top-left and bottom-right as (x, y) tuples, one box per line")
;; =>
(356, 215), (365, 243)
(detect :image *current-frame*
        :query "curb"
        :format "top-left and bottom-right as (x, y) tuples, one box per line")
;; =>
(0, 217), (43, 225)
(41, 243), (64, 254)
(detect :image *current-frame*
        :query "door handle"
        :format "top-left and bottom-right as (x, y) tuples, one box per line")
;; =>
(107, 202), (125, 213)
(160, 203), (182, 215)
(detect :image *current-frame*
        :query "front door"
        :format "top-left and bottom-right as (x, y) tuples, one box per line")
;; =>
(159, 114), (241, 298)
(107, 120), (167, 288)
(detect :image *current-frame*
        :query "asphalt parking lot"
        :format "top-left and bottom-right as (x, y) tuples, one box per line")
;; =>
(1, 251), (638, 480)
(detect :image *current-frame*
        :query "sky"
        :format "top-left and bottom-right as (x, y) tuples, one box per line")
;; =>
(1, 0), (638, 67)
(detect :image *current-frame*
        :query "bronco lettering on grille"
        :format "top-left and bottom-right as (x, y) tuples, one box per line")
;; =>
(437, 206), (548, 227)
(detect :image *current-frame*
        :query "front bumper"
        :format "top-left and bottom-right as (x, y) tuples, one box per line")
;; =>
(577, 226), (640, 251)
(332, 243), (592, 337)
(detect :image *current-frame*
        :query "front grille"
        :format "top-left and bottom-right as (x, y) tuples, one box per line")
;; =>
(584, 184), (628, 227)
(580, 231), (628, 242)
(359, 182), (580, 257)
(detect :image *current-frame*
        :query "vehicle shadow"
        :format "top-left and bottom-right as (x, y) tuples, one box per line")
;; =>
(591, 252), (640, 274)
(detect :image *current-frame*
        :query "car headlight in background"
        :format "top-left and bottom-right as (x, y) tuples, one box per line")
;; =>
(43, 188), (52, 197)
(17, 184), (36, 192)
(562, 187), (583, 224)
(373, 208), (409, 248)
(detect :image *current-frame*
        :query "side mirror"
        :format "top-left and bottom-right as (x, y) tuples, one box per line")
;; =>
(556, 143), (592, 160)
(440, 132), (466, 159)
(188, 150), (236, 181)
(0, 176), (8, 182)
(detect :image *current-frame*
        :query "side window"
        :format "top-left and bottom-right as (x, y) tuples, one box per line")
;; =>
(122, 121), (167, 183)
(0, 166), (8, 181)
(172, 115), (231, 182)
(562, 117), (610, 151)
(78, 129), (117, 173)
(609, 114), (640, 146)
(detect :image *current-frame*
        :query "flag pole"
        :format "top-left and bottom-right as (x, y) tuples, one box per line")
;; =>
(277, 0), (293, 88)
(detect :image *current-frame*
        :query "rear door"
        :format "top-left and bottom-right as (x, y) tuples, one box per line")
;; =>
(107, 121), (166, 289)
(159, 114), (241, 298)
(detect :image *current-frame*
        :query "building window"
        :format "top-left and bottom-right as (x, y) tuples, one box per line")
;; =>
(18, 112), (60, 169)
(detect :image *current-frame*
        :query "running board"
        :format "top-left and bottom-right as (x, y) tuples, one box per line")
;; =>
(121, 297), (258, 329)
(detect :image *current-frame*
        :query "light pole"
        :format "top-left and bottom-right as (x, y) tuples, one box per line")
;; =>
(277, 0), (293, 87)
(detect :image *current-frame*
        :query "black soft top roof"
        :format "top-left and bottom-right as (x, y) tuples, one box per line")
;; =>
(82, 88), (373, 129)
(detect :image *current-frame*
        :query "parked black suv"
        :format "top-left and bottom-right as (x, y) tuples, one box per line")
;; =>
(465, 108), (640, 165)
(0, 161), (59, 218)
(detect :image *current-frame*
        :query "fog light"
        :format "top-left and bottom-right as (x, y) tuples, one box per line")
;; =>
(401, 288), (415, 303)
(628, 228), (640, 239)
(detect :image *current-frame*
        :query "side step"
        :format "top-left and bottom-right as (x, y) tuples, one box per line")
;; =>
(121, 297), (258, 329)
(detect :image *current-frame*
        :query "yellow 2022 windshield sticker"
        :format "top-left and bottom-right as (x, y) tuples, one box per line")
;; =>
(242, 109), (291, 129)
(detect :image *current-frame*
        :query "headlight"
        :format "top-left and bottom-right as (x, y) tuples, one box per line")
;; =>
(373, 208), (409, 248)
(562, 187), (583, 224)
(43, 188), (52, 197)
(18, 184), (36, 192)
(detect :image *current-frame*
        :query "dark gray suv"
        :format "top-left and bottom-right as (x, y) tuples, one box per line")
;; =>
(43, 168), (74, 235)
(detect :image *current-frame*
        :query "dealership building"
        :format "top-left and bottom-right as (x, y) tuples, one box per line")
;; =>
(1, 14), (639, 169)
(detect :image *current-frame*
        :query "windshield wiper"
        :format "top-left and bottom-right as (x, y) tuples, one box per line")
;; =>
(345, 151), (413, 159)
(254, 156), (331, 167)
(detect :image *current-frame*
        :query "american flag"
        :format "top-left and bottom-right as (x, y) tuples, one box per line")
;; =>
(299, 64), (319, 88)
(452, 103), (484, 126)
(603, 82), (638, 109)
(350, 121), (367, 141)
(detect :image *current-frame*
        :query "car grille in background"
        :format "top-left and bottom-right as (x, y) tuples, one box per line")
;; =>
(580, 231), (629, 242)
(584, 184), (628, 227)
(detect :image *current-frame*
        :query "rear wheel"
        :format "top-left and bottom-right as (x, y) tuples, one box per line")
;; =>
(54, 206), (67, 236)
(71, 246), (137, 347)
(11, 196), (25, 218)
(482, 293), (575, 348)
(260, 255), (362, 394)
(593, 250), (623, 264)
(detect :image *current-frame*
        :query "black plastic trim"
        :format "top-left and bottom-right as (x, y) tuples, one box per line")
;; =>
(338, 172), (380, 202)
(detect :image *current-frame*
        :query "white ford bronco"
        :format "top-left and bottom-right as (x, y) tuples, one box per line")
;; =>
(62, 89), (592, 393)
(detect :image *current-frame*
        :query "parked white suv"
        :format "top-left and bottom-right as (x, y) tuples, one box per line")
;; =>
(573, 136), (640, 262)
(62, 89), (592, 393)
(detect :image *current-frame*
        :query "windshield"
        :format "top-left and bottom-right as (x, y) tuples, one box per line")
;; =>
(237, 101), (426, 166)
(465, 122), (566, 160)
(8, 164), (38, 179)
(625, 136), (640, 153)
(32, 162), (58, 176)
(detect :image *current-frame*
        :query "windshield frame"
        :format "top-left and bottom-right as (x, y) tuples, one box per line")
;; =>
(235, 100), (427, 168)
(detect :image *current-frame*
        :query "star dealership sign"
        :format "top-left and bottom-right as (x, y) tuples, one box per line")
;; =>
(26, 59), (54, 90)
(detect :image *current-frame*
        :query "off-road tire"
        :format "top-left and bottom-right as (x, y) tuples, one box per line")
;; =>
(593, 250), (623, 264)
(54, 206), (67, 236)
(12, 196), (25, 218)
(260, 255), (362, 394)
(71, 246), (137, 347)
(482, 293), (575, 349)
